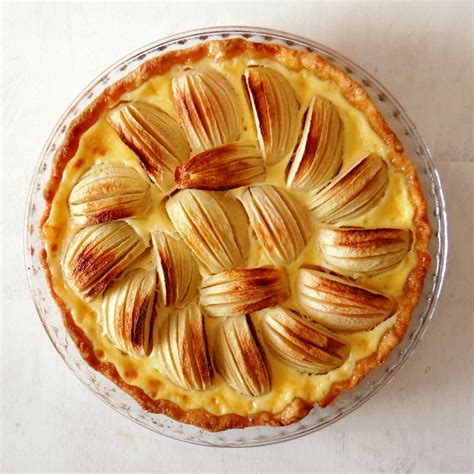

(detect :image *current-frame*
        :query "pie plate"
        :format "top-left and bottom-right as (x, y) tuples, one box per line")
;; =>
(24, 27), (448, 447)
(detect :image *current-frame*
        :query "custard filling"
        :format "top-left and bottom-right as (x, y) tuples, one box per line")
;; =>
(42, 55), (416, 416)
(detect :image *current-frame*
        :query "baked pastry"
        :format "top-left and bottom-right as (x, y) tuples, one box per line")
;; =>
(40, 38), (431, 432)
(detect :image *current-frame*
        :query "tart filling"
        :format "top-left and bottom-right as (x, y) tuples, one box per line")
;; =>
(40, 40), (430, 430)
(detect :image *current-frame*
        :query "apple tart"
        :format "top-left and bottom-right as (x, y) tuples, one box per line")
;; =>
(40, 39), (431, 431)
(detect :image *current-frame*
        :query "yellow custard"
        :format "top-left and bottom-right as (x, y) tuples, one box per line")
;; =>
(42, 55), (416, 416)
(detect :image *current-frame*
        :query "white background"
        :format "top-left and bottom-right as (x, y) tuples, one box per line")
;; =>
(1, 1), (473, 472)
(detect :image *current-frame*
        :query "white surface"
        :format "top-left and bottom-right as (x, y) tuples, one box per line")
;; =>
(1, 1), (473, 472)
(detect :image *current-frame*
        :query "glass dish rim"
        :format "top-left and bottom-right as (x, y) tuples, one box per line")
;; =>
(24, 26), (448, 447)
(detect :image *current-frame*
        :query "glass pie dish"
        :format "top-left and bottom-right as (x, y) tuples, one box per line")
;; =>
(24, 26), (448, 447)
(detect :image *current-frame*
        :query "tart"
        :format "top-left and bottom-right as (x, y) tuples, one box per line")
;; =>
(40, 38), (431, 432)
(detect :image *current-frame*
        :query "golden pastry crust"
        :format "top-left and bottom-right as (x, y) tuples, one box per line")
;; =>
(39, 38), (431, 431)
